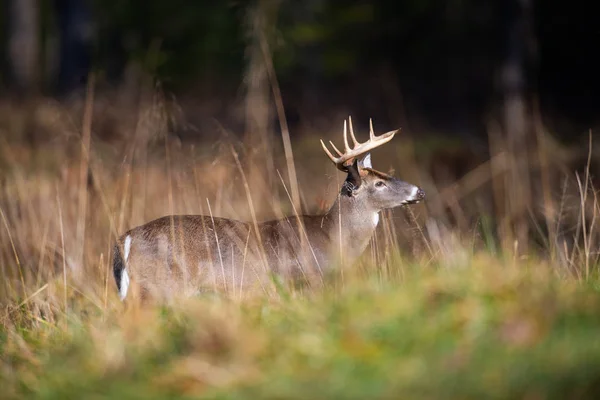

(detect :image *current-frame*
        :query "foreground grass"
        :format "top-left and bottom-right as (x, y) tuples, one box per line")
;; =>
(2, 256), (600, 399)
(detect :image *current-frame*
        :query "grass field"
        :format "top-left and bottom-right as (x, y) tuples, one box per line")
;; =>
(4, 263), (600, 399)
(1, 96), (600, 399)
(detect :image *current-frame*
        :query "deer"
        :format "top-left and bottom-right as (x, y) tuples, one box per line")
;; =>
(112, 119), (425, 301)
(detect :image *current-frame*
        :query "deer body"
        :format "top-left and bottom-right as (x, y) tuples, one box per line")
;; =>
(113, 119), (424, 301)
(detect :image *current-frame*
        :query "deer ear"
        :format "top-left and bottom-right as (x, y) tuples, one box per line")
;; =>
(342, 159), (362, 196)
(358, 153), (372, 169)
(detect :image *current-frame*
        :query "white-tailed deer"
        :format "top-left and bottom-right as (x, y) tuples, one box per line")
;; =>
(113, 119), (424, 301)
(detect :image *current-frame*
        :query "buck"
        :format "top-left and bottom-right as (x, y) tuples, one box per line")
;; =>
(113, 119), (424, 301)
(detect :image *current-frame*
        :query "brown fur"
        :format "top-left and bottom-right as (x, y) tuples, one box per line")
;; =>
(114, 163), (424, 301)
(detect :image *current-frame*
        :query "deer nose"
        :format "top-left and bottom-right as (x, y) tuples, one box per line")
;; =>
(404, 186), (425, 204)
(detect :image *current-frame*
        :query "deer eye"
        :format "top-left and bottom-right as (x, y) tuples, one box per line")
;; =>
(375, 181), (386, 188)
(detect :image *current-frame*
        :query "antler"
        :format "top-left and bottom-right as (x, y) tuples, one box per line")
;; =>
(320, 117), (398, 171)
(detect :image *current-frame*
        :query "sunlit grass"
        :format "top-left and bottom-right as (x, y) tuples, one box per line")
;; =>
(1, 95), (600, 398)
(2, 260), (600, 399)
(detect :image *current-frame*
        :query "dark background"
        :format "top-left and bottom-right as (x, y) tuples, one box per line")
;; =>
(1, 0), (598, 142)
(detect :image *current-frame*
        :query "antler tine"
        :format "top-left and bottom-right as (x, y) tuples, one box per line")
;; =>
(348, 116), (360, 148)
(320, 139), (347, 172)
(343, 119), (351, 152)
(369, 118), (375, 140)
(320, 139), (338, 164)
(329, 141), (344, 157)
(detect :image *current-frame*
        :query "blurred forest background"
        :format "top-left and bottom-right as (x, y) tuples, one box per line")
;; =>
(4, 4), (600, 398)
(1, 0), (598, 143)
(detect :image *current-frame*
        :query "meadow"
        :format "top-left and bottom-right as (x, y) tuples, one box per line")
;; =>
(1, 91), (600, 399)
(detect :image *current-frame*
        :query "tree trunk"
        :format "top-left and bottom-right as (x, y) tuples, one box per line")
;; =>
(501, 0), (536, 253)
(7, 0), (39, 93)
(244, 0), (280, 213)
(54, 0), (93, 96)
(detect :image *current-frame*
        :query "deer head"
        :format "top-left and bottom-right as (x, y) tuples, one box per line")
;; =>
(321, 118), (425, 214)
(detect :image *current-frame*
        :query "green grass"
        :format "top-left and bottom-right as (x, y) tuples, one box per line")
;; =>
(2, 98), (600, 398)
(3, 257), (600, 400)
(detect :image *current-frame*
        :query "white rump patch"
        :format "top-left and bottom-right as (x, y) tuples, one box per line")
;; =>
(120, 235), (132, 300)
(124, 235), (132, 261)
(119, 269), (130, 300)
(373, 212), (380, 227)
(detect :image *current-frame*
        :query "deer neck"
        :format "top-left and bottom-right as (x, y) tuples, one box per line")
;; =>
(323, 194), (379, 262)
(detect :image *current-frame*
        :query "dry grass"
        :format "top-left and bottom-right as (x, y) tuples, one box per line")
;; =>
(1, 89), (600, 398)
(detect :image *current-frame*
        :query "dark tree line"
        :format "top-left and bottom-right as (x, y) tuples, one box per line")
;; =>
(2, 0), (93, 95)
(1, 0), (598, 138)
